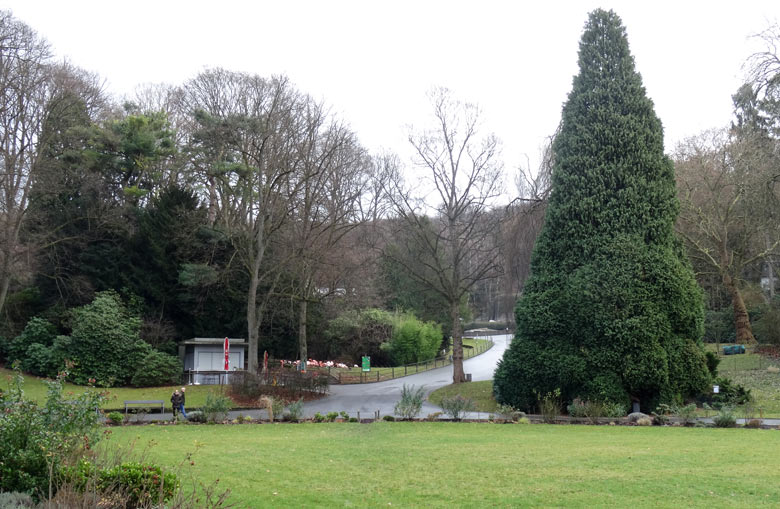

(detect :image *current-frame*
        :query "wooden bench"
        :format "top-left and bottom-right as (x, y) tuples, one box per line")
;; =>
(124, 400), (165, 415)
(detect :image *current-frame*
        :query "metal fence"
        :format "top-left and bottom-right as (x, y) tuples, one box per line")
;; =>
(324, 338), (494, 384)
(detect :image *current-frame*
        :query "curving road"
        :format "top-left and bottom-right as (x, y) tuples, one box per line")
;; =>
(302, 334), (512, 418)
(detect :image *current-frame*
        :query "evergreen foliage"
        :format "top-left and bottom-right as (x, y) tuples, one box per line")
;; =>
(62, 291), (147, 386)
(494, 9), (710, 412)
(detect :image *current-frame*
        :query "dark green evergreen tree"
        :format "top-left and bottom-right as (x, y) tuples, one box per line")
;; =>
(494, 9), (710, 413)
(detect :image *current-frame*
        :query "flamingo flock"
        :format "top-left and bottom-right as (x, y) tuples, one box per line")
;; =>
(279, 359), (356, 369)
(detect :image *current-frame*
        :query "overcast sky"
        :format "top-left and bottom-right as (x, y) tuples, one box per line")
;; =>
(5, 0), (780, 184)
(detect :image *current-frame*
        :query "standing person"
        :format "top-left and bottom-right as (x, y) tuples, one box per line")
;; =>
(171, 389), (182, 420)
(179, 387), (188, 419)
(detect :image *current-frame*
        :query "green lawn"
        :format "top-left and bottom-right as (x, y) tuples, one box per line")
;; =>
(428, 379), (497, 413)
(107, 423), (780, 507)
(0, 367), (229, 410)
(703, 345), (780, 417)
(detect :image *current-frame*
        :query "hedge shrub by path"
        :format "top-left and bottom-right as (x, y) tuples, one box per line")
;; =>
(494, 9), (710, 413)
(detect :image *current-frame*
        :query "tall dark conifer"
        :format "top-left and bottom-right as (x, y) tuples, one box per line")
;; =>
(494, 9), (710, 412)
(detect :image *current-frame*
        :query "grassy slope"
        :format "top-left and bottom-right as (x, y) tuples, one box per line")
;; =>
(427, 380), (496, 413)
(108, 423), (780, 508)
(0, 367), (229, 410)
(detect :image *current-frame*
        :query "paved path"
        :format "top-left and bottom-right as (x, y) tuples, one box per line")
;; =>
(302, 333), (513, 418)
(127, 334), (512, 422)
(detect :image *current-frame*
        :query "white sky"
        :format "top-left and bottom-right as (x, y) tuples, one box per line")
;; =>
(5, 0), (779, 184)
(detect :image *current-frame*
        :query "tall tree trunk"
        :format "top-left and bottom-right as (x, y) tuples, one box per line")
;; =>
(722, 272), (756, 344)
(298, 299), (308, 363)
(451, 299), (466, 383)
(247, 268), (260, 373)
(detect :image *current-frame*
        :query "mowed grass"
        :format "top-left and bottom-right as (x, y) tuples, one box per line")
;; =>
(428, 379), (497, 412)
(0, 367), (229, 410)
(108, 423), (780, 507)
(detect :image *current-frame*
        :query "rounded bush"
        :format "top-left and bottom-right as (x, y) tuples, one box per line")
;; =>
(130, 350), (182, 387)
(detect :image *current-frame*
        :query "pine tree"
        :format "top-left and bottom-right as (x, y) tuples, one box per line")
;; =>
(494, 9), (710, 413)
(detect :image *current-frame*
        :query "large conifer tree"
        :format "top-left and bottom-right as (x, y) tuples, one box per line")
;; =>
(494, 9), (710, 412)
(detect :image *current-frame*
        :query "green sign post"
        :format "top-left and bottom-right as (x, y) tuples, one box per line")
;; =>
(361, 356), (370, 372)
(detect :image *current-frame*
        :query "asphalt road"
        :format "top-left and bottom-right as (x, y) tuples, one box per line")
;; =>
(302, 333), (512, 418)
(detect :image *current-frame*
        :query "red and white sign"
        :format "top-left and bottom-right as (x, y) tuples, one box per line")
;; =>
(223, 337), (230, 370)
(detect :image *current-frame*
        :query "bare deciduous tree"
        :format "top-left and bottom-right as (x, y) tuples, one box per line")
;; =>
(0, 11), (51, 315)
(184, 69), (309, 372)
(384, 88), (505, 383)
(281, 105), (373, 363)
(674, 128), (780, 344)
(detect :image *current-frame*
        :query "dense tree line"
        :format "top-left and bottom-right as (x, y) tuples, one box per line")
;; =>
(0, 10), (523, 385)
(3, 7), (777, 395)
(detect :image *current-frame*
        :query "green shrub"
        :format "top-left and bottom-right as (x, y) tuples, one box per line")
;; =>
(107, 412), (124, 425)
(324, 308), (394, 365)
(713, 406), (737, 428)
(0, 370), (106, 498)
(383, 415), (396, 421)
(313, 412), (325, 423)
(537, 389), (562, 424)
(326, 412), (339, 422)
(566, 398), (588, 418)
(704, 351), (720, 376)
(201, 393), (232, 423)
(21, 341), (61, 377)
(439, 395), (476, 420)
(709, 376), (752, 406)
(8, 317), (56, 364)
(284, 399), (304, 422)
(384, 313), (442, 365)
(62, 291), (144, 386)
(394, 384), (425, 420)
(187, 410), (205, 423)
(495, 404), (524, 422)
(62, 459), (179, 508)
(130, 350), (182, 387)
(340, 411), (349, 420)
(348, 417), (358, 423)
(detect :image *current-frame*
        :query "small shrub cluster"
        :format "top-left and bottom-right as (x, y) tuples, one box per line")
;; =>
(107, 411), (125, 425)
(495, 404), (525, 422)
(439, 395), (476, 420)
(0, 369), (106, 498)
(567, 398), (625, 423)
(653, 403), (698, 426)
(283, 399), (304, 422)
(61, 459), (179, 508)
(0, 491), (33, 508)
(129, 349), (183, 387)
(201, 393), (233, 423)
(709, 377), (752, 406)
(187, 410), (206, 423)
(394, 384), (425, 420)
(712, 406), (738, 428)
(536, 389), (562, 423)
